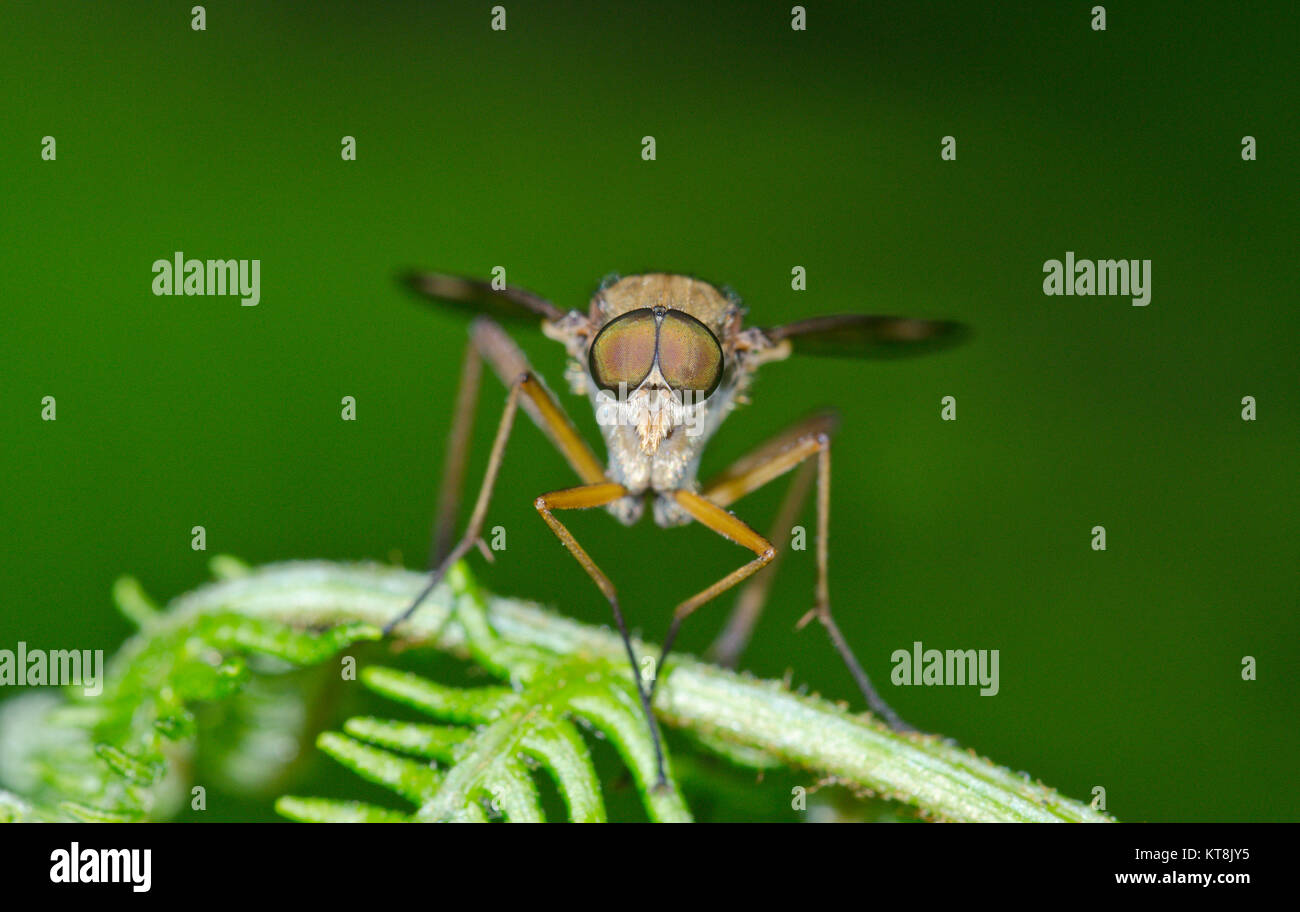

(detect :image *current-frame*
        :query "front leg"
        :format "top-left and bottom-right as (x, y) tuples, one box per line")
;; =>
(533, 482), (674, 790)
(386, 362), (603, 635)
(429, 317), (608, 566)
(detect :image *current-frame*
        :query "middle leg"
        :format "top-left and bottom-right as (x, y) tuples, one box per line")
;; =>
(647, 491), (776, 702)
(700, 416), (914, 731)
(703, 410), (837, 666)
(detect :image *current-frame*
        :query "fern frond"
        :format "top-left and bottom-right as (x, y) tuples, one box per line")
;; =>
(0, 558), (1113, 823)
(0, 559), (381, 822)
(280, 565), (692, 822)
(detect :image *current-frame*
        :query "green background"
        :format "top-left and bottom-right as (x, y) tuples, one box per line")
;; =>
(1, 0), (1296, 821)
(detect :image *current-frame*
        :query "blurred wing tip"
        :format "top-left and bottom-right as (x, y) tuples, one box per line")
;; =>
(940, 319), (973, 345)
(923, 317), (972, 341)
(764, 313), (973, 359)
(883, 317), (974, 354)
(399, 270), (463, 297)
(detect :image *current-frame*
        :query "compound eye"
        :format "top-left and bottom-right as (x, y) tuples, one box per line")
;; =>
(588, 308), (657, 393)
(657, 310), (724, 399)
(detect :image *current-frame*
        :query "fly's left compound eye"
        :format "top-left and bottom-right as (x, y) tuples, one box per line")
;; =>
(656, 310), (724, 400)
(588, 308), (658, 393)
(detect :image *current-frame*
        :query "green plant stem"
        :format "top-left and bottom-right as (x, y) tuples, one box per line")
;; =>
(172, 559), (1112, 823)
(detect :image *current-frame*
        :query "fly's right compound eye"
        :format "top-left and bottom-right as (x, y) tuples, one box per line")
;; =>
(655, 310), (724, 400)
(588, 308), (657, 393)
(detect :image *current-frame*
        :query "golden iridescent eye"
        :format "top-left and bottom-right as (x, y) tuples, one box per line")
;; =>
(657, 310), (724, 399)
(588, 308), (657, 392)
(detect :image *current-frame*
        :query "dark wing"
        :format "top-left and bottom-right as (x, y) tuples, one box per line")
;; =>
(763, 314), (970, 359)
(400, 271), (565, 323)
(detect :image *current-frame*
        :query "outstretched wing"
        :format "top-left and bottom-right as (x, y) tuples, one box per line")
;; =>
(763, 314), (970, 359)
(401, 271), (566, 323)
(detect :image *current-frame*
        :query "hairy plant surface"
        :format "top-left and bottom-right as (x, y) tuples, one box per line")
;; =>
(0, 558), (1112, 823)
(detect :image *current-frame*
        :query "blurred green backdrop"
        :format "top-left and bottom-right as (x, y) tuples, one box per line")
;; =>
(1, 0), (1296, 821)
